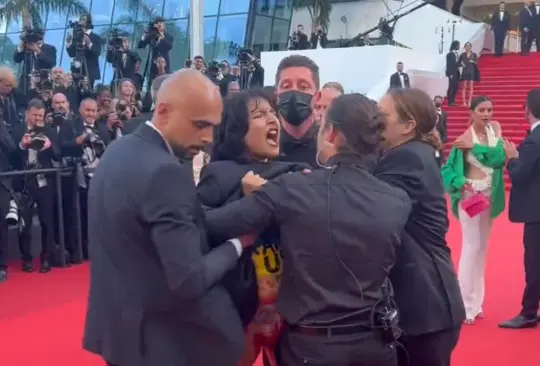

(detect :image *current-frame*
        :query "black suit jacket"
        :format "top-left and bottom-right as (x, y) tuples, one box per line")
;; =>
(13, 43), (57, 86)
(66, 32), (102, 82)
(106, 49), (141, 82)
(83, 124), (244, 366)
(436, 110), (448, 143)
(309, 32), (328, 49)
(491, 10), (510, 34)
(445, 51), (460, 78)
(374, 141), (465, 335)
(508, 125), (540, 223)
(122, 112), (152, 135)
(0, 120), (16, 173)
(520, 7), (534, 31)
(389, 72), (410, 89)
(138, 33), (174, 76)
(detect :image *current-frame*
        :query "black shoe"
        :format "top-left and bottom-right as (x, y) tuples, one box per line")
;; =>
(499, 315), (538, 329)
(22, 261), (34, 273)
(39, 261), (52, 273)
(0, 269), (6, 283)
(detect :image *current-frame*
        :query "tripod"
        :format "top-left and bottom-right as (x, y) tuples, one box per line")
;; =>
(72, 43), (92, 90)
(141, 39), (158, 91)
(20, 50), (37, 95)
(110, 50), (125, 95)
(238, 62), (251, 90)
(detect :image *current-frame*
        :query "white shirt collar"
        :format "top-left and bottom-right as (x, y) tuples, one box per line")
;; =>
(531, 120), (540, 132)
(145, 121), (173, 155)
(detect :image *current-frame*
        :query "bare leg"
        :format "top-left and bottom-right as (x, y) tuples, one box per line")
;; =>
(462, 81), (468, 106)
(469, 82), (474, 106)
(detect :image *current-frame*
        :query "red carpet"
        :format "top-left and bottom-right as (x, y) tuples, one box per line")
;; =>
(444, 53), (540, 189)
(0, 207), (539, 365)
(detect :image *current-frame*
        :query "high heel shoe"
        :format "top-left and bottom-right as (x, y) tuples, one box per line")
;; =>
(463, 318), (475, 325)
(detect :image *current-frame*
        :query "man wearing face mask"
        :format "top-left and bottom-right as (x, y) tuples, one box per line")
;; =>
(275, 55), (321, 168)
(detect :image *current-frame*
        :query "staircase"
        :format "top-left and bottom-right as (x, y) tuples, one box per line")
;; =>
(444, 53), (540, 189)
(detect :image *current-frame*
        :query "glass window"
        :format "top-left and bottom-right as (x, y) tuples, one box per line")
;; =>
(7, 20), (23, 34)
(252, 15), (272, 53)
(163, 0), (189, 19)
(101, 63), (113, 86)
(204, 0), (220, 17)
(112, 0), (136, 24)
(270, 18), (289, 51)
(46, 11), (68, 30)
(90, 0), (115, 26)
(137, 0), (165, 22)
(219, 0), (250, 15)
(203, 16), (218, 60)
(165, 19), (189, 72)
(131, 22), (150, 69)
(256, 0), (291, 19)
(1, 33), (21, 69)
(44, 28), (68, 67)
(214, 14), (248, 64)
(0, 19), (7, 34)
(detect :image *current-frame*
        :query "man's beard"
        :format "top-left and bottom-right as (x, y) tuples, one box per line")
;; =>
(170, 142), (203, 161)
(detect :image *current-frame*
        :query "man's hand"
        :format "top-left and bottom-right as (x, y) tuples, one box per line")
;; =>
(241, 171), (267, 196)
(98, 109), (109, 119)
(454, 135), (474, 150)
(106, 113), (121, 131)
(75, 135), (86, 145)
(503, 139), (519, 159)
(21, 134), (32, 148)
(27, 43), (40, 53)
(42, 137), (51, 150)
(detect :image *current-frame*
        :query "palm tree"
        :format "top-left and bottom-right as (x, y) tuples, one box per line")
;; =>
(290, 0), (333, 31)
(0, 0), (88, 29)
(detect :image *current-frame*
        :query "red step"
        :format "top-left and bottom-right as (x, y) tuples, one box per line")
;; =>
(442, 53), (540, 190)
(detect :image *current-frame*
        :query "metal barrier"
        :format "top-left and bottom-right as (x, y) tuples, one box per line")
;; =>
(0, 166), (84, 267)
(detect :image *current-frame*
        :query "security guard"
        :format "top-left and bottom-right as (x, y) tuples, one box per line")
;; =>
(205, 93), (412, 366)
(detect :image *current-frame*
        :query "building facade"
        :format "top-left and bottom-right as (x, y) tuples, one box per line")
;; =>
(0, 0), (293, 86)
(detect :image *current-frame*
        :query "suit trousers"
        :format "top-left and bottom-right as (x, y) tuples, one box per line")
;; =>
(458, 204), (492, 320)
(397, 326), (461, 366)
(446, 75), (459, 104)
(0, 185), (11, 269)
(493, 31), (506, 55)
(521, 221), (540, 318)
(520, 30), (532, 54)
(278, 329), (397, 366)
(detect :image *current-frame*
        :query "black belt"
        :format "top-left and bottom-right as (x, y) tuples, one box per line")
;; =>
(287, 322), (371, 337)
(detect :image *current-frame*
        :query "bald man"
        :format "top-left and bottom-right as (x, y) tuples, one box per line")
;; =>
(313, 84), (343, 124)
(83, 69), (245, 366)
(0, 67), (27, 129)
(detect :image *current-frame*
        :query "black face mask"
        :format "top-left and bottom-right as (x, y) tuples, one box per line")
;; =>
(277, 90), (313, 126)
(435, 102), (442, 108)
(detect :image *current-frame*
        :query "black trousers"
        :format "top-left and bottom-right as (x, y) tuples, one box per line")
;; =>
(0, 183), (11, 269)
(19, 181), (54, 262)
(520, 30), (532, 54)
(279, 329), (397, 366)
(521, 221), (540, 318)
(79, 187), (89, 259)
(493, 31), (505, 55)
(53, 176), (78, 261)
(397, 326), (461, 366)
(446, 75), (459, 105)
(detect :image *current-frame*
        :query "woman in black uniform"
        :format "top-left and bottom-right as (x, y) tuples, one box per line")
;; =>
(459, 42), (479, 107)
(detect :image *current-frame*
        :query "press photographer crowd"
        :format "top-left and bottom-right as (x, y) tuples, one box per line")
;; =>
(0, 13), (264, 279)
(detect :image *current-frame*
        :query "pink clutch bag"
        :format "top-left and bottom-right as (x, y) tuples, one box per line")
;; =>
(460, 192), (490, 218)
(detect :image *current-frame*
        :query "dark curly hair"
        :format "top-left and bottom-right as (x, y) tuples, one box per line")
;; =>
(323, 93), (385, 156)
(212, 88), (276, 163)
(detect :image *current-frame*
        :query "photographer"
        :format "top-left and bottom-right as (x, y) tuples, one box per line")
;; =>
(138, 17), (173, 84)
(0, 90), (16, 283)
(106, 34), (140, 84)
(0, 67), (27, 132)
(310, 24), (328, 49)
(13, 28), (56, 93)
(11, 99), (60, 273)
(66, 14), (102, 88)
(237, 49), (265, 90)
(27, 69), (55, 109)
(218, 61), (238, 97)
(289, 24), (309, 50)
(105, 99), (133, 141)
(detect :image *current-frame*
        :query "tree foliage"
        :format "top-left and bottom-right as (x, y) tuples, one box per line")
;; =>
(289, 0), (332, 31)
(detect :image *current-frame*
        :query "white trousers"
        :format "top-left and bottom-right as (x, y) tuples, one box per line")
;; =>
(458, 205), (493, 320)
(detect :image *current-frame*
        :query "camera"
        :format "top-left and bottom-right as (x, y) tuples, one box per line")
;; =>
(20, 27), (43, 44)
(32, 69), (53, 92)
(6, 200), (18, 226)
(237, 48), (253, 64)
(115, 101), (129, 122)
(108, 28), (124, 51)
(146, 21), (160, 42)
(207, 61), (220, 75)
(51, 111), (66, 126)
(68, 20), (87, 44)
(84, 129), (106, 158)
(28, 125), (48, 151)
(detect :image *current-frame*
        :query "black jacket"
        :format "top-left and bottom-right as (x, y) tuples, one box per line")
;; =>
(374, 141), (465, 335)
(508, 125), (540, 223)
(66, 31), (102, 82)
(389, 72), (410, 89)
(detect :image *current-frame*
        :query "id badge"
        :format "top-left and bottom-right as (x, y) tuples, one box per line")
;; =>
(37, 174), (47, 188)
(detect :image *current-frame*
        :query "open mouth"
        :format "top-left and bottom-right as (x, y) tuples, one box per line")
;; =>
(266, 128), (279, 147)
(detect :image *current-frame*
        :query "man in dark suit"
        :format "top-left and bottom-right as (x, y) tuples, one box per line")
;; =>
(491, 2), (511, 56)
(83, 70), (246, 366)
(138, 17), (173, 86)
(533, 1), (540, 51)
(66, 14), (102, 88)
(389, 61), (411, 89)
(519, 1), (535, 55)
(106, 38), (140, 85)
(13, 29), (57, 91)
(446, 41), (461, 106)
(499, 88), (540, 329)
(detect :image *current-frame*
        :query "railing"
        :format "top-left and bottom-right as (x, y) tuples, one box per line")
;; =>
(0, 167), (83, 267)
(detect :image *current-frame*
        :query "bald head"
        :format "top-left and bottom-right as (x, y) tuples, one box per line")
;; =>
(52, 93), (69, 113)
(0, 67), (15, 94)
(152, 69), (223, 159)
